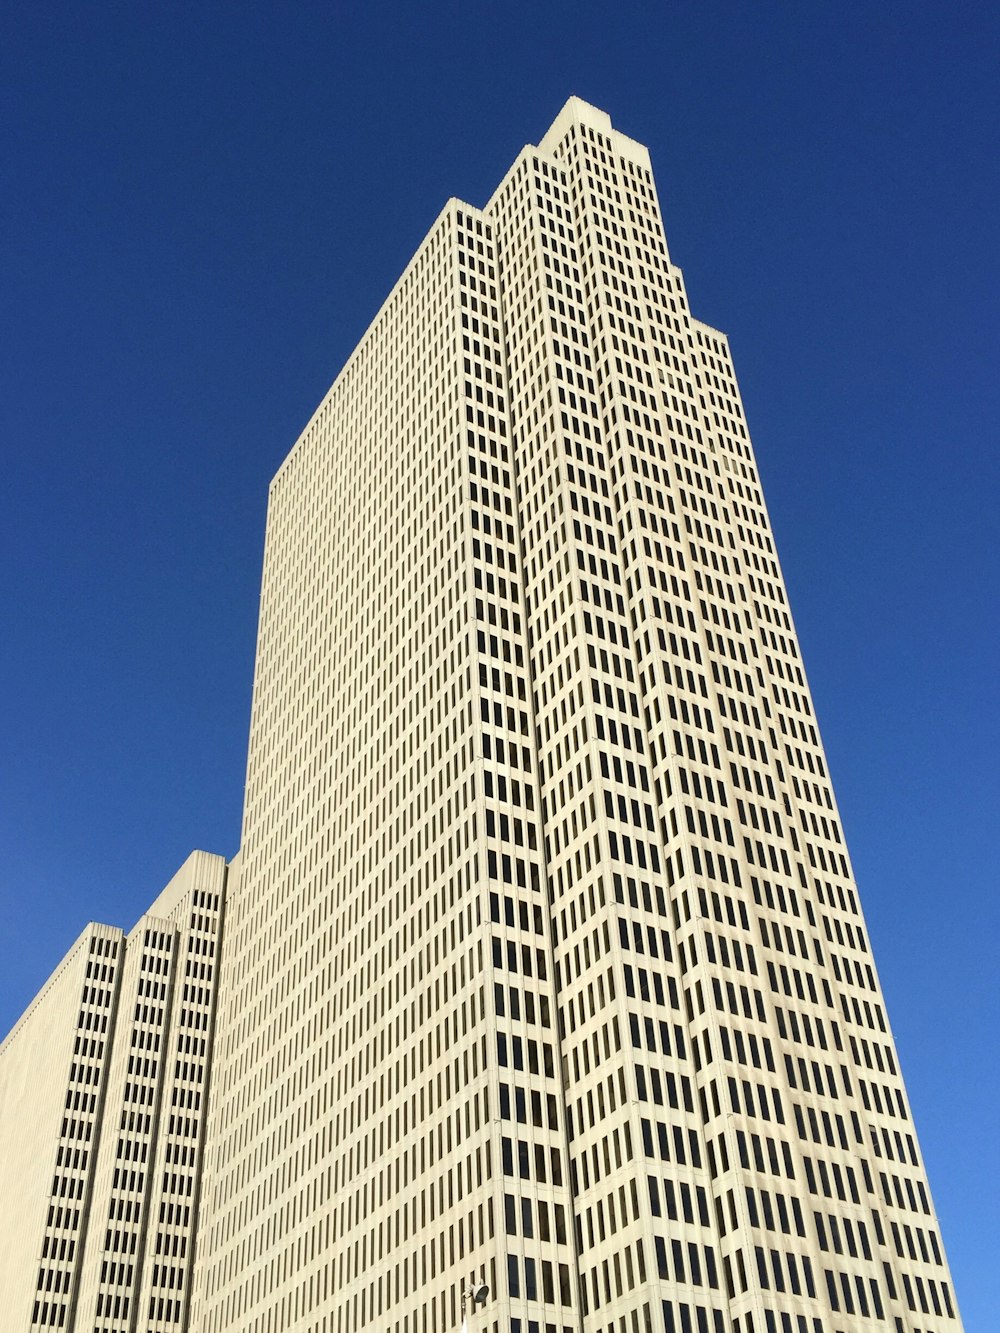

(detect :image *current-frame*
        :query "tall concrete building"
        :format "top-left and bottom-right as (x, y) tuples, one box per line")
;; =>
(193, 98), (960, 1333)
(2, 98), (961, 1333)
(0, 852), (227, 1333)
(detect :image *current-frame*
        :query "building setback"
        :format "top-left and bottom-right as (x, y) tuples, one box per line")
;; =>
(1, 98), (961, 1333)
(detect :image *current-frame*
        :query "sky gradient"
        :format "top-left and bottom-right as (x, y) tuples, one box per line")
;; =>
(1, 2), (997, 1324)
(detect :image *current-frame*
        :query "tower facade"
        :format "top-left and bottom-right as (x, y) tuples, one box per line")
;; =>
(194, 98), (960, 1333)
(0, 851), (227, 1333)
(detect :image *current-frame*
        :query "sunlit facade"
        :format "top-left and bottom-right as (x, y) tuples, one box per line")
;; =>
(1, 98), (961, 1333)
(195, 99), (960, 1333)
(0, 852), (227, 1333)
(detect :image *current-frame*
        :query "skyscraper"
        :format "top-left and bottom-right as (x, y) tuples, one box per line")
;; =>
(1, 97), (961, 1333)
(194, 97), (960, 1333)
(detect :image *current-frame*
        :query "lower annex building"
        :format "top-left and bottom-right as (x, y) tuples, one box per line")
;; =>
(0, 98), (961, 1333)
(0, 852), (228, 1333)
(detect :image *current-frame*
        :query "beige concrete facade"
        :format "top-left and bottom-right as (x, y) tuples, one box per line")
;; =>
(0, 922), (124, 1332)
(2, 98), (961, 1333)
(74, 850), (228, 1333)
(194, 97), (961, 1333)
(0, 851), (228, 1333)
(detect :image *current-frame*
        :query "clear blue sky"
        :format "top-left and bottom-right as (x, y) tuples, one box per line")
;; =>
(1, 1), (997, 1323)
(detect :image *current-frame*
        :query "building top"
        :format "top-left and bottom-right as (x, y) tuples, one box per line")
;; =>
(539, 94), (653, 171)
(1, 849), (228, 1051)
(128, 848), (227, 936)
(0, 920), (122, 1058)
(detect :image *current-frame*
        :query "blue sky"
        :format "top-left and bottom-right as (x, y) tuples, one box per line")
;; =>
(1, 1), (997, 1323)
